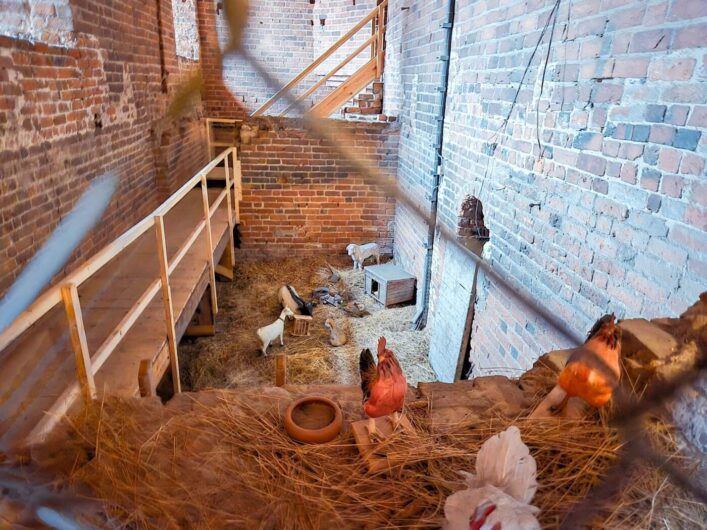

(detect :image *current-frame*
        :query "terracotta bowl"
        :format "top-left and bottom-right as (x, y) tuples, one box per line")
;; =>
(283, 396), (343, 444)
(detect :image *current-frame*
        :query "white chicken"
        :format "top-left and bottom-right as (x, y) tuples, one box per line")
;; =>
(444, 426), (540, 530)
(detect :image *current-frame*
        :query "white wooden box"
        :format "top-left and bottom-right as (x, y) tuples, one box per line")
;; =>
(364, 264), (416, 307)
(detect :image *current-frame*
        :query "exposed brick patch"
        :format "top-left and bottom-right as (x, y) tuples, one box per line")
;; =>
(0, 0), (206, 296)
(236, 118), (399, 258)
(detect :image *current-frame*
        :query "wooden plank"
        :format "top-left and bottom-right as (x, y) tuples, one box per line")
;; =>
(0, 148), (234, 351)
(376, 4), (385, 76)
(280, 35), (376, 116)
(208, 189), (228, 218)
(60, 283), (96, 401)
(200, 176), (219, 314)
(351, 414), (414, 473)
(138, 359), (156, 397)
(185, 286), (215, 337)
(154, 215), (181, 394)
(251, 1), (385, 117)
(233, 158), (242, 223)
(90, 278), (161, 373)
(309, 59), (378, 118)
(224, 151), (236, 269)
(276, 354), (286, 387)
(168, 220), (206, 275)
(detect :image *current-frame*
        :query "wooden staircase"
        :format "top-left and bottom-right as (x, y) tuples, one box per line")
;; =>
(251, 0), (387, 119)
(342, 81), (384, 120)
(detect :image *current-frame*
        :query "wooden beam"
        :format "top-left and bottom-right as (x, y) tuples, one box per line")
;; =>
(60, 283), (96, 401)
(309, 59), (378, 118)
(276, 353), (287, 387)
(185, 285), (216, 337)
(224, 149), (236, 269)
(233, 157), (242, 223)
(154, 215), (181, 394)
(251, 1), (386, 117)
(200, 175), (219, 314)
(377, 4), (386, 76)
(280, 35), (376, 117)
(138, 359), (156, 397)
(90, 278), (161, 374)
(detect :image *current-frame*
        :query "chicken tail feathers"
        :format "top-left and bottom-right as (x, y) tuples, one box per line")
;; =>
(359, 348), (376, 401)
(585, 313), (615, 343)
(472, 426), (537, 504)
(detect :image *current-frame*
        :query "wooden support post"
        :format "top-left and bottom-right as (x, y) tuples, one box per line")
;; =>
(154, 215), (181, 394)
(370, 10), (376, 59)
(232, 154), (242, 224)
(224, 151), (236, 269)
(200, 174), (219, 314)
(138, 359), (156, 397)
(276, 353), (287, 387)
(60, 283), (96, 401)
(376, 4), (385, 76)
(185, 285), (216, 337)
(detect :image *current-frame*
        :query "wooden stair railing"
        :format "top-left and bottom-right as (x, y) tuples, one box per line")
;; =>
(0, 147), (241, 444)
(251, 0), (387, 119)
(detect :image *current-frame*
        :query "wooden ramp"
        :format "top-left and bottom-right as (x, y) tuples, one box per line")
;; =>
(0, 148), (242, 451)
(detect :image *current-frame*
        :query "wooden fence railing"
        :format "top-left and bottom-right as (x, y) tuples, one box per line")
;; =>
(0, 147), (241, 443)
(251, 0), (388, 118)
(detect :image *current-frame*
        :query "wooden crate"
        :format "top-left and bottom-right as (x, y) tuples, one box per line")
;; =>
(351, 414), (415, 473)
(364, 264), (416, 307)
(292, 314), (312, 336)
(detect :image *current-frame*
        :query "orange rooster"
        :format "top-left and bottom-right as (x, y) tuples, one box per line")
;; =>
(551, 313), (622, 414)
(359, 336), (407, 439)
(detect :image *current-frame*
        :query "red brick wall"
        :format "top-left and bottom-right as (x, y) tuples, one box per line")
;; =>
(0, 0), (207, 297)
(237, 118), (399, 258)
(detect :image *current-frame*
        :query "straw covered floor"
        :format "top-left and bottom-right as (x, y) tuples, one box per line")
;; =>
(26, 366), (706, 530)
(178, 255), (435, 389)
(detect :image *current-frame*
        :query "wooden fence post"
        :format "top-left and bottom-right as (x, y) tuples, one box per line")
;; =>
(376, 4), (385, 76)
(200, 174), (219, 314)
(232, 154), (242, 224)
(60, 283), (96, 401)
(154, 215), (181, 394)
(276, 353), (287, 387)
(224, 150), (236, 269)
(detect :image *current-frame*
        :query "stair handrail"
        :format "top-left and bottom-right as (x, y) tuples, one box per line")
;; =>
(251, 0), (387, 117)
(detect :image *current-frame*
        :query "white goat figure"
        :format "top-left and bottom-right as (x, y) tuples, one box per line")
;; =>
(346, 242), (380, 270)
(256, 307), (294, 356)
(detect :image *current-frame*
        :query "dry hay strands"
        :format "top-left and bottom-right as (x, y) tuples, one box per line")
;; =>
(47, 393), (706, 530)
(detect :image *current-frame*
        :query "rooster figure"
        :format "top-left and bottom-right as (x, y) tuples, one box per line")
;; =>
(550, 313), (622, 414)
(359, 336), (407, 440)
(444, 426), (540, 530)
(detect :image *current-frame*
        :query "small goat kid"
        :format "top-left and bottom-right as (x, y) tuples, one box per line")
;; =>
(256, 307), (294, 356)
(346, 242), (380, 270)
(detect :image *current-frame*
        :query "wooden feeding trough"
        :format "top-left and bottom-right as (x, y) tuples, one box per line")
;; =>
(364, 264), (416, 307)
(292, 314), (312, 336)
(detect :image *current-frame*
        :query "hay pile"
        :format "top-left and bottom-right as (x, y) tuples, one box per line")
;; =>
(41, 385), (705, 530)
(179, 256), (434, 390)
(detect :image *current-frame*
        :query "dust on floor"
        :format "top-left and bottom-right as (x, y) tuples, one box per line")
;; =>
(178, 255), (435, 390)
